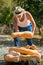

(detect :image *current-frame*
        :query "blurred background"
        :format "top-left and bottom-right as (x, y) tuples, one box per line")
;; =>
(0, 0), (43, 64)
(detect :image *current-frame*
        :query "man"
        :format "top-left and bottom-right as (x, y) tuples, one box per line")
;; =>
(13, 6), (36, 46)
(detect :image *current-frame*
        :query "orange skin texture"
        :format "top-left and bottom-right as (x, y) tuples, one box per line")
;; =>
(4, 46), (41, 62)
(11, 31), (33, 38)
(9, 47), (41, 62)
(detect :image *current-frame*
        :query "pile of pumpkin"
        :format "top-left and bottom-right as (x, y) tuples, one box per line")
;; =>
(4, 32), (41, 62)
(4, 45), (41, 63)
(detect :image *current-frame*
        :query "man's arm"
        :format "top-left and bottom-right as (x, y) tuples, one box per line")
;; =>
(26, 12), (36, 34)
(13, 16), (19, 32)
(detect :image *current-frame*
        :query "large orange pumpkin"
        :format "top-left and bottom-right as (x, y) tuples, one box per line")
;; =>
(9, 47), (41, 62)
(11, 31), (33, 38)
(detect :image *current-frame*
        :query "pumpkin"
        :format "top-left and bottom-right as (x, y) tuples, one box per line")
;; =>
(11, 31), (33, 38)
(20, 54), (32, 61)
(25, 45), (37, 50)
(4, 47), (41, 62)
(9, 47), (41, 62)
(9, 47), (37, 55)
(35, 53), (41, 62)
(20, 54), (41, 62)
(9, 51), (20, 56)
(4, 51), (20, 62)
(21, 31), (33, 38)
(4, 53), (41, 62)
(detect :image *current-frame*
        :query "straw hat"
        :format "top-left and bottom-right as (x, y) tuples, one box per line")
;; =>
(13, 6), (25, 16)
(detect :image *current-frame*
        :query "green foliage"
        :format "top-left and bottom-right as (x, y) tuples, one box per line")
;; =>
(0, 0), (43, 28)
(16, 0), (43, 28)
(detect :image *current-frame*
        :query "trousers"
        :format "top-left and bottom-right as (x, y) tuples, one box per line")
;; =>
(14, 23), (33, 46)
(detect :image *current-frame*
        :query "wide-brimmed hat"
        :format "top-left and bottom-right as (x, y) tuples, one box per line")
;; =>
(13, 6), (25, 16)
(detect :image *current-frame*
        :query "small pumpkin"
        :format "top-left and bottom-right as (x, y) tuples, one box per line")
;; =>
(25, 45), (37, 50)
(4, 51), (20, 62)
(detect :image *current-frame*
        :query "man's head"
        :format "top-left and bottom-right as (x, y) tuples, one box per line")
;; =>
(14, 6), (24, 16)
